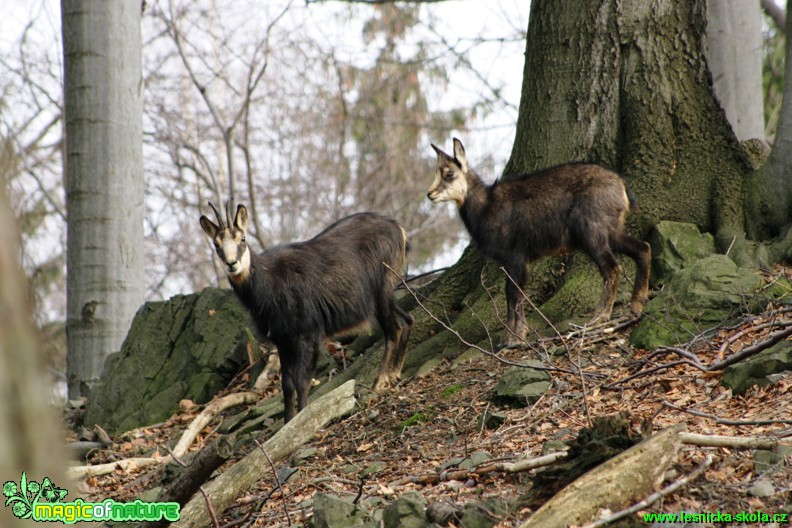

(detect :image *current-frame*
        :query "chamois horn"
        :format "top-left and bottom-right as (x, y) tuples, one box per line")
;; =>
(225, 196), (235, 229)
(208, 201), (225, 229)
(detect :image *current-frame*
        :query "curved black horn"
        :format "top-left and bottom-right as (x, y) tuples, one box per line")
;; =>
(225, 196), (234, 228)
(208, 201), (225, 228)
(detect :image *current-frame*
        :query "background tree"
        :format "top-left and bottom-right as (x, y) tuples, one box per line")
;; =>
(747, 0), (792, 241)
(0, 177), (68, 525)
(352, 0), (792, 361)
(706, 0), (764, 141)
(61, 0), (145, 398)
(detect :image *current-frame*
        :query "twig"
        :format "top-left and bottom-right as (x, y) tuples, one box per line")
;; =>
(388, 450), (568, 487)
(255, 440), (291, 526)
(501, 266), (569, 353)
(198, 487), (220, 528)
(352, 476), (366, 505)
(383, 263), (590, 378)
(708, 325), (792, 370)
(662, 401), (792, 426)
(579, 454), (713, 528)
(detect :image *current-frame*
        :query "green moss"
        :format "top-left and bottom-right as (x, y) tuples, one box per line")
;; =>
(441, 384), (465, 398)
(398, 412), (431, 430)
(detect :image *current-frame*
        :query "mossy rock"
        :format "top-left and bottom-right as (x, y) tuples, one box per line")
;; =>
(84, 288), (251, 434)
(648, 221), (716, 286)
(312, 493), (374, 528)
(721, 342), (792, 395)
(492, 363), (552, 407)
(631, 255), (764, 349)
(381, 493), (431, 528)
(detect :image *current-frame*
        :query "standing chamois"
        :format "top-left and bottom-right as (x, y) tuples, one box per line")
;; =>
(200, 199), (413, 422)
(428, 138), (650, 346)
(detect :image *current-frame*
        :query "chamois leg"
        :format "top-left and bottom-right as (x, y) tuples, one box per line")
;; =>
(372, 299), (410, 391)
(294, 338), (319, 416)
(587, 245), (621, 324)
(611, 232), (651, 314)
(501, 264), (528, 348)
(389, 305), (414, 378)
(278, 344), (298, 423)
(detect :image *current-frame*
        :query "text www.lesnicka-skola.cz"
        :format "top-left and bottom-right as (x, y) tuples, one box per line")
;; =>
(642, 510), (787, 524)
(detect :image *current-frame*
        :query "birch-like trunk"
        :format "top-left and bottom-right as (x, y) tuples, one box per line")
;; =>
(62, 0), (144, 398)
(705, 0), (765, 141)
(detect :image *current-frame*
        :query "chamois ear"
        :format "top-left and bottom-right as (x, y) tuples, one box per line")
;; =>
(234, 204), (249, 233)
(452, 138), (468, 172)
(200, 215), (219, 238)
(431, 143), (451, 160)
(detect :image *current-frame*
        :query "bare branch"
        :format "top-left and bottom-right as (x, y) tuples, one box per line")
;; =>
(762, 0), (786, 29)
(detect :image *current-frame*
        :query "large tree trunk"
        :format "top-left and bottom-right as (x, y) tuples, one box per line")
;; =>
(498, 0), (748, 318)
(348, 0), (789, 371)
(62, 0), (145, 398)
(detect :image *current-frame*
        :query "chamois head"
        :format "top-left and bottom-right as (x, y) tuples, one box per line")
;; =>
(199, 198), (251, 280)
(428, 138), (470, 207)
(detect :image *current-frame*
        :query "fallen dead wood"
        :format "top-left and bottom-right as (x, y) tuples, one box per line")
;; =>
(519, 424), (685, 528)
(138, 436), (237, 528)
(389, 450), (569, 487)
(68, 456), (163, 479)
(172, 379), (357, 528)
(680, 432), (783, 450)
(662, 400), (792, 426)
(67, 392), (258, 480)
(579, 454), (713, 528)
(172, 391), (258, 458)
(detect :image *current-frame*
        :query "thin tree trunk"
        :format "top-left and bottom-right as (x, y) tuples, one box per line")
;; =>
(745, 0), (792, 240)
(706, 0), (765, 141)
(62, 0), (145, 398)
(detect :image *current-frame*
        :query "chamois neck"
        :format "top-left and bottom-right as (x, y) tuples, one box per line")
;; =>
(459, 170), (489, 221)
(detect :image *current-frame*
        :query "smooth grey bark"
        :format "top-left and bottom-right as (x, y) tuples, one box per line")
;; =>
(705, 0), (764, 141)
(62, 0), (145, 398)
(745, 0), (792, 240)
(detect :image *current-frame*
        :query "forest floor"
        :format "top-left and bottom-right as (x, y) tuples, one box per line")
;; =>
(74, 273), (792, 527)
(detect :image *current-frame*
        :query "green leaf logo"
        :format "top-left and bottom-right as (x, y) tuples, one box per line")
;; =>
(3, 473), (67, 519)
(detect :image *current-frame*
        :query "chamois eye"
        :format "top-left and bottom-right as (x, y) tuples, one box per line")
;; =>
(241, 235), (246, 242)
(443, 171), (454, 181)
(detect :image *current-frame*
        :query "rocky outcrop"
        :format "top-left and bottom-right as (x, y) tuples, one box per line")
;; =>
(83, 288), (251, 434)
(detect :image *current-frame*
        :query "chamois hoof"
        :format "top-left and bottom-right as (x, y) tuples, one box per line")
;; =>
(629, 299), (647, 315)
(587, 312), (612, 326)
(371, 373), (400, 392)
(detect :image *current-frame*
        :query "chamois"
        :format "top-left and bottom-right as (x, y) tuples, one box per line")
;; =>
(200, 199), (413, 422)
(428, 138), (650, 346)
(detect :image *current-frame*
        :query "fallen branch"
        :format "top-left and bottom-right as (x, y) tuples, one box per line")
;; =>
(138, 437), (237, 528)
(172, 380), (357, 528)
(519, 425), (685, 528)
(579, 454), (713, 528)
(662, 401), (792, 426)
(679, 432), (782, 450)
(608, 321), (792, 387)
(172, 392), (258, 458)
(708, 324), (792, 370)
(67, 456), (163, 479)
(67, 392), (258, 480)
(389, 451), (569, 487)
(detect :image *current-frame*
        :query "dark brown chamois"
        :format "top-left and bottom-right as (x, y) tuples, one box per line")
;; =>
(428, 138), (650, 346)
(200, 199), (413, 422)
